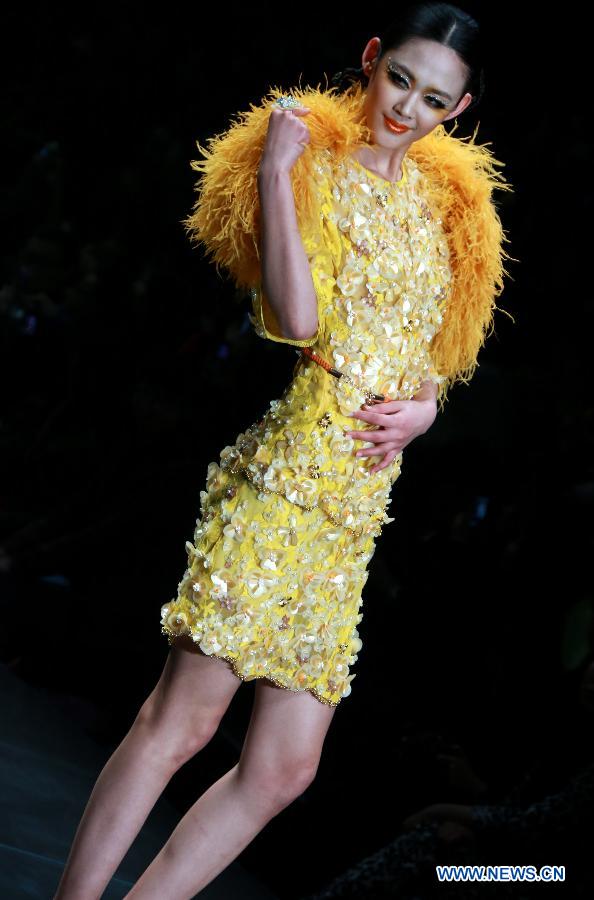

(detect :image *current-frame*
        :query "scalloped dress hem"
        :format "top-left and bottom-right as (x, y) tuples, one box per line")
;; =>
(162, 628), (342, 708)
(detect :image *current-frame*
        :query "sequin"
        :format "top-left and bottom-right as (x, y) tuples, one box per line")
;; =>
(161, 150), (451, 707)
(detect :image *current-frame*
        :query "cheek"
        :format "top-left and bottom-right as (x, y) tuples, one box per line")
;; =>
(428, 106), (449, 122)
(418, 108), (447, 132)
(409, 121), (436, 144)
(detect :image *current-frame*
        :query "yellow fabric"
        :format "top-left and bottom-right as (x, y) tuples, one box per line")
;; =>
(161, 475), (374, 706)
(251, 285), (320, 346)
(161, 83), (516, 707)
(162, 140), (460, 706)
(182, 79), (515, 408)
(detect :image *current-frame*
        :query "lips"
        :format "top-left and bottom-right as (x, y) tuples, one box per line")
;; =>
(383, 114), (410, 133)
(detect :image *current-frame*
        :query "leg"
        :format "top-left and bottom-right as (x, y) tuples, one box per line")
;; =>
(124, 679), (337, 899)
(53, 636), (242, 900)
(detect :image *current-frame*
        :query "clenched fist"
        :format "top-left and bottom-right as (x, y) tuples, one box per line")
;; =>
(258, 104), (312, 178)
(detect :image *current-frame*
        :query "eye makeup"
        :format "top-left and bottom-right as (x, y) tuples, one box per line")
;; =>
(385, 58), (450, 109)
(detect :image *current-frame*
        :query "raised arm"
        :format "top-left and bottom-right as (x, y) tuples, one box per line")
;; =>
(256, 105), (319, 343)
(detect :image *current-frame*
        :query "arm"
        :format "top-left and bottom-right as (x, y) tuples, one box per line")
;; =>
(257, 164), (319, 342)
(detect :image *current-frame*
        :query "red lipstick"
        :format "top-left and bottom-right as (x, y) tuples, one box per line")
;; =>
(383, 114), (410, 134)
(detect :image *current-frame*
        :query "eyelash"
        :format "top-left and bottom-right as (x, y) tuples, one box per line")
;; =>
(387, 69), (447, 109)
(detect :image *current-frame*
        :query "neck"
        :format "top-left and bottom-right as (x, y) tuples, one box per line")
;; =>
(352, 143), (406, 182)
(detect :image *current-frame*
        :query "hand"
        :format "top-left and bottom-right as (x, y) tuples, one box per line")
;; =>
(258, 104), (311, 179)
(344, 397), (437, 474)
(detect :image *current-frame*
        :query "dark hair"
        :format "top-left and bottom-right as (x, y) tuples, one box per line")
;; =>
(330, 1), (485, 115)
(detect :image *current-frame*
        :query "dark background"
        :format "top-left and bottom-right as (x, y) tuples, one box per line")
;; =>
(1, 3), (593, 897)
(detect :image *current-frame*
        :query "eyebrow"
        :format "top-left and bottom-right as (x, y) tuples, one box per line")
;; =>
(388, 59), (454, 101)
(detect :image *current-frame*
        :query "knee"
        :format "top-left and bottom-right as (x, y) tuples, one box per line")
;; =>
(240, 754), (320, 813)
(269, 757), (320, 810)
(133, 692), (221, 770)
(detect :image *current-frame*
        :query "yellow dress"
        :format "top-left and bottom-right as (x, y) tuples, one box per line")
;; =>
(160, 148), (456, 706)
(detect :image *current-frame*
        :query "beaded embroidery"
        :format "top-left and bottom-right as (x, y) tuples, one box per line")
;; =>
(161, 149), (452, 706)
(231, 149), (452, 538)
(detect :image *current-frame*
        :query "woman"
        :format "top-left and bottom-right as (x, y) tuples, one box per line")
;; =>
(54, 3), (513, 897)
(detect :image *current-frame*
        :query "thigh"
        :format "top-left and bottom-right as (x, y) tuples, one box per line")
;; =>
(139, 636), (243, 743)
(239, 680), (337, 778)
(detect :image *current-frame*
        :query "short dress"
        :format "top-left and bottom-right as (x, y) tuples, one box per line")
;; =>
(160, 148), (453, 707)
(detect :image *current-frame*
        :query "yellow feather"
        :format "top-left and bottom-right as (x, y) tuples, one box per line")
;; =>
(182, 80), (516, 409)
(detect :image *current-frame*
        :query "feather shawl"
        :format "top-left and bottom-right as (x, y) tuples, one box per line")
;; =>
(182, 80), (516, 406)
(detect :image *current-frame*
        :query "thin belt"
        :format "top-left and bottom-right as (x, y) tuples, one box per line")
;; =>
(297, 347), (393, 405)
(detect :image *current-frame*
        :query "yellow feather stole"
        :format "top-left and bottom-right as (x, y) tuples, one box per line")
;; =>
(182, 80), (516, 407)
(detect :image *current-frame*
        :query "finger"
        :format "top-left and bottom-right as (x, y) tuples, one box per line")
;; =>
(355, 445), (390, 458)
(287, 106), (311, 115)
(355, 440), (400, 455)
(347, 430), (384, 444)
(349, 426), (404, 447)
(370, 449), (399, 474)
(350, 410), (374, 423)
(359, 400), (405, 414)
(351, 409), (391, 425)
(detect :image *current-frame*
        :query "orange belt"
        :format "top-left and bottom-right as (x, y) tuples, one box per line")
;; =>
(297, 347), (392, 405)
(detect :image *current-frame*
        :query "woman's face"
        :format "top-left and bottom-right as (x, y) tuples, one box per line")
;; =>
(361, 36), (474, 150)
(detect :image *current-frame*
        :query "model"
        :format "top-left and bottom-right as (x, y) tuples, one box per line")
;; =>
(54, 3), (513, 897)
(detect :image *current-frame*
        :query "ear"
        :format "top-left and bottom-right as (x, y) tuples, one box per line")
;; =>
(361, 36), (382, 74)
(442, 91), (474, 122)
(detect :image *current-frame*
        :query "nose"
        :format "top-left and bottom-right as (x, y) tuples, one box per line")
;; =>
(394, 96), (415, 122)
